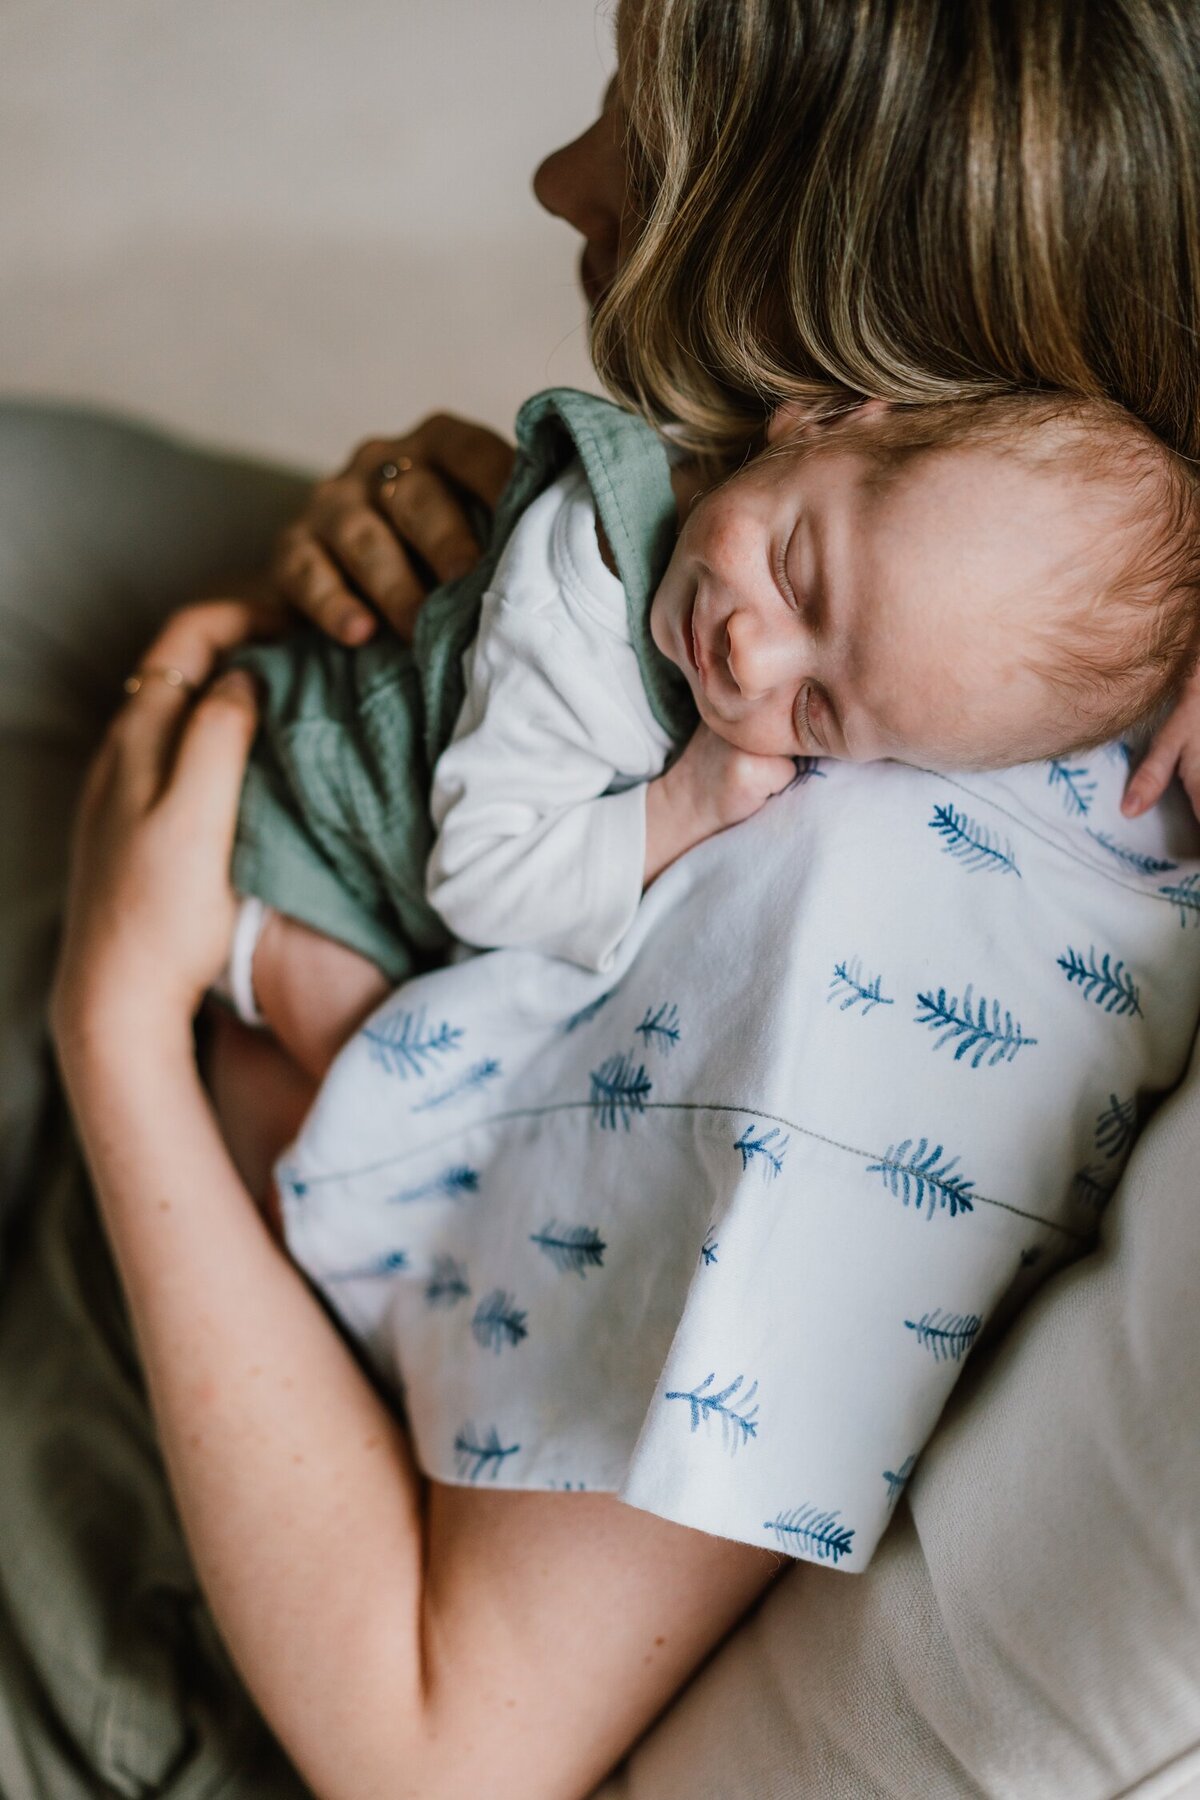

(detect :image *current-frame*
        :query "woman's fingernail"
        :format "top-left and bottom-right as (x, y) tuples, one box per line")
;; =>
(213, 669), (257, 702)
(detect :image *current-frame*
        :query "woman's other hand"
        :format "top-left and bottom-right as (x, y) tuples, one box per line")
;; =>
(272, 413), (516, 645)
(51, 600), (266, 1053)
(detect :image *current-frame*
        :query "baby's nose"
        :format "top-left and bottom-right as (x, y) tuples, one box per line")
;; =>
(724, 607), (787, 697)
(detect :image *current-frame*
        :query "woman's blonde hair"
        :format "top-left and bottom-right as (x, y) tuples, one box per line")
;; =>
(594, 0), (1200, 468)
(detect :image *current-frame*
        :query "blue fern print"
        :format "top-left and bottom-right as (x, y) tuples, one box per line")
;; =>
(868, 1139), (976, 1219)
(562, 990), (615, 1034)
(883, 1454), (917, 1511)
(789, 756), (827, 786)
(1095, 1092), (1138, 1160)
(410, 1058), (502, 1112)
(529, 1221), (607, 1277)
(471, 1289), (528, 1352)
(1048, 759), (1097, 818)
(1071, 1165), (1116, 1212)
(425, 1254), (471, 1308)
(914, 984), (1038, 1068)
(1056, 947), (1142, 1017)
(700, 1227), (719, 1267)
(326, 1248), (409, 1283)
(665, 1372), (759, 1452)
(1159, 873), (1200, 928)
(388, 1165), (479, 1205)
(829, 957), (894, 1015)
(904, 1310), (982, 1362)
(929, 803), (1020, 876)
(363, 1007), (464, 1079)
(735, 1124), (789, 1179)
(589, 1051), (652, 1129)
(763, 1506), (854, 1563)
(636, 1002), (682, 1052)
(1086, 829), (1177, 878)
(454, 1424), (519, 1482)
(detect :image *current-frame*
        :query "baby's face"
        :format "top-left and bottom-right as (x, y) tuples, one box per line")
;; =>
(651, 419), (1113, 769)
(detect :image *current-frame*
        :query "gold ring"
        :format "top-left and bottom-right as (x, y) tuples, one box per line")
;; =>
(122, 665), (197, 697)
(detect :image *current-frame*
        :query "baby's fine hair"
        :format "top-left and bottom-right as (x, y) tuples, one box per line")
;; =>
(800, 395), (1200, 752)
(598, 0), (1200, 469)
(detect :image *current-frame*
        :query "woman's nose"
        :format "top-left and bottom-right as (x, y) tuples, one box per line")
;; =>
(724, 607), (790, 698)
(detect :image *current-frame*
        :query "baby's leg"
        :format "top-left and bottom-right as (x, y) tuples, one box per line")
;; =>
(249, 911), (391, 1081)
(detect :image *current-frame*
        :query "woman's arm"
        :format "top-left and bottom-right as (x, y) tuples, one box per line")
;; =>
(53, 603), (778, 1800)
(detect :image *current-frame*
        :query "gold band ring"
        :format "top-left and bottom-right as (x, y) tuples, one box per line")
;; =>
(122, 665), (197, 697)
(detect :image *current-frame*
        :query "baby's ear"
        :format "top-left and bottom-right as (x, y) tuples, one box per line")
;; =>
(766, 395), (891, 445)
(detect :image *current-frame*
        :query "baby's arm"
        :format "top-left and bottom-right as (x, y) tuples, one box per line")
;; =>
(1122, 657), (1200, 819)
(644, 725), (797, 885)
(246, 911), (391, 1081)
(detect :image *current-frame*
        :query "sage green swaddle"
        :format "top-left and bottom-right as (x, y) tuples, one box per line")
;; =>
(233, 389), (696, 980)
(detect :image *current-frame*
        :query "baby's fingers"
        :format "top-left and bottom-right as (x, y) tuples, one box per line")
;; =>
(1122, 723), (1184, 817)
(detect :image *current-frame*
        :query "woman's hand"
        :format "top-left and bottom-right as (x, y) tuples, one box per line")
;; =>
(272, 413), (516, 645)
(51, 600), (265, 1057)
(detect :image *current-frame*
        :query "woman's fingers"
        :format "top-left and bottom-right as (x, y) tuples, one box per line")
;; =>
(109, 600), (272, 806)
(318, 502), (427, 635)
(139, 597), (278, 683)
(370, 461), (482, 588)
(271, 415), (517, 645)
(272, 520), (375, 644)
(168, 668), (260, 845)
(392, 412), (517, 511)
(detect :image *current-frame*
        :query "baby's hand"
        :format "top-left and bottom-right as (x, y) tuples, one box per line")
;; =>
(644, 725), (795, 884)
(679, 726), (797, 829)
(1122, 660), (1200, 821)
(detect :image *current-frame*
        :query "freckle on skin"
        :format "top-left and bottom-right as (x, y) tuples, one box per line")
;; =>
(364, 1436), (379, 1450)
(188, 1433), (201, 1447)
(655, 1636), (665, 1646)
(292, 1454), (304, 1465)
(158, 1200), (170, 1212)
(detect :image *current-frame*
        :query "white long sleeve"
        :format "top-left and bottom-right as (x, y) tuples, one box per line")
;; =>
(426, 465), (672, 970)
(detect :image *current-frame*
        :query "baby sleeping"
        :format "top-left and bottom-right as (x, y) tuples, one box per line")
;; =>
(230, 388), (1200, 1061)
(230, 386), (1200, 1566)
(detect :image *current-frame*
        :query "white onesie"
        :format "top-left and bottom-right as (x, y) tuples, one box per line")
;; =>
(427, 463), (672, 969)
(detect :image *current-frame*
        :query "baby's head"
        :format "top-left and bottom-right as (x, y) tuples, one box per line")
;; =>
(650, 395), (1200, 768)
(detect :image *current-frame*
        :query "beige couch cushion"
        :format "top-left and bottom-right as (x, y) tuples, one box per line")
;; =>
(600, 1040), (1200, 1798)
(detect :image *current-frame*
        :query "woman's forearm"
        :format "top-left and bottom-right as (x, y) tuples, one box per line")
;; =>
(57, 1012), (431, 1800)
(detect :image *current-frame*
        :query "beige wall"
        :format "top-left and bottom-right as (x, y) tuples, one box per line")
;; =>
(0, 1), (607, 467)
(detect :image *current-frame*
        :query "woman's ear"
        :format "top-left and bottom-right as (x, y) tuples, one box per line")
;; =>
(766, 394), (891, 445)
